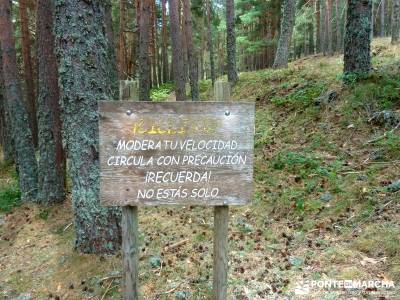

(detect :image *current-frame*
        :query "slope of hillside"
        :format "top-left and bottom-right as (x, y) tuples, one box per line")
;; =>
(0, 39), (399, 299)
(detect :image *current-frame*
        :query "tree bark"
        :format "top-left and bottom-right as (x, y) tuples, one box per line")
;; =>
(226, 0), (238, 84)
(161, 0), (169, 83)
(308, 0), (315, 54)
(119, 0), (127, 79)
(0, 54), (14, 164)
(138, 0), (151, 100)
(150, 0), (158, 88)
(343, 0), (372, 78)
(105, 1), (119, 99)
(371, 1), (375, 39)
(36, 0), (65, 205)
(19, 0), (38, 147)
(183, 0), (199, 100)
(0, 0), (38, 201)
(380, 0), (385, 37)
(206, 0), (216, 85)
(326, 0), (333, 55)
(392, 0), (400, 44)
(169, 0), (186, 101)
(273, 0), (296, 69)
(316, 0), (321, 52)
(54, 0), (121, 254)
(335, 0), (341, 52)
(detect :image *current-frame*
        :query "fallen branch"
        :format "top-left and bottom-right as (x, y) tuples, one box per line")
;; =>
(163, 239), (189, 252)
(101, 280), (117, 300)
(364, 122), (400, 145)
(63, 223), (73, 232)
(99, 274), (122, 283)
(157, 282), (184, 296)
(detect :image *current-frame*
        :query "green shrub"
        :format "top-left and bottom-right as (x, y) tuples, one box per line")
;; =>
(0, 183), (21, 213)
(349, 75), (400, 110)
(375, 132), (400, 160)
(150, 82), (174, 101)
(271, 151), (320, 174)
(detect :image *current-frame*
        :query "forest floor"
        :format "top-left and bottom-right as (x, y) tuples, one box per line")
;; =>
(1, 38), (400, 300)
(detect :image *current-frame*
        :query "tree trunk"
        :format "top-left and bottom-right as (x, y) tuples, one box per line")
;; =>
(326, 0), (333, 55)
(273, 0), (296, 69)
(307, 0), (315, 55)
(0, 55), (14, 164)
(392, 0), (400, 44)
(316, 0), (321, 52)
(161, 0), (169, 83)
(138, 0), (151, 100)
(343, 0), (372, 77)
(180, 0), (189, 83)
(0, 0), (38, 201)
(206, 0), (216, 85)
(380, 0), (385, 37)
(183, 0), (199, 101)
(119, 0), (126, 79)
(36, 0), (65, 205)
(200, 21), (206, 80)
(105, 1), (119, 99)
(150, 0), (158, 88)
(226, 0), (238, 84)
(335, 0), (341, 52)
(371, 1), (375, 39)
(54, 0), (121, 254)
(169, 0), (186, 101)
(19, 0), (38, 147)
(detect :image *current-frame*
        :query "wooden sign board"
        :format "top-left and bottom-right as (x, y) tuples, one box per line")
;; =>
(99, 101), (255, 206)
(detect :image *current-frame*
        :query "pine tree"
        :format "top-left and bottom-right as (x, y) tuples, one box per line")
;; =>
(54, 0), (121, 254)
(326, 0), (333, 55)
(138, 0), (152, 100)
(392, 0), (400, 44)
(183, 0), (199, 100)
(316, 0), (321, 52)
(105, 1), (119, 99)
(380, 0), (385, 37)
(169, 0), (186, 100)
(226, 0), (238, 83)
(150, 0), (158, 88)
(335, 0), (341, 52)
(19, 0), (38, 147)
(119, 0), (127, 79)
(206, 0), (216, 85)
(0, 53), (14, 164)
(161, 0), (169, 83)
(0, 0), (38, 201)
(343, 0), (372, 79)
(36, 0), (65, 205)
(273, 0), (296, 69)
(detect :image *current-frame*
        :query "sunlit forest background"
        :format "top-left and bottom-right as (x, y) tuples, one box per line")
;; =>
(0, 0), (399, 299)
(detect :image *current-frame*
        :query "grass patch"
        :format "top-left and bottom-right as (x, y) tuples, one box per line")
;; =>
(374, 132), (400, 160)
(271, 81), (326, 109)
(0, 183), (21, 213)
(352, 223), (400, 258)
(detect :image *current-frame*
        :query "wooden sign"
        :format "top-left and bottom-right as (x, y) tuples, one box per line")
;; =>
(99, 101), (255, 206)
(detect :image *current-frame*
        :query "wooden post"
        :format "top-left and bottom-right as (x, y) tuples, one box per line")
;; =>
(122, 206), (139, 300)
(119, 80), (139, 101)
(120, 84), (139, 300)
(213, 206), (229, 300)
(213, 80), (230, 300)
(214, 81), (230, 102)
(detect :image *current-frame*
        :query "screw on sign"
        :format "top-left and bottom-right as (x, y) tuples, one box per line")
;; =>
(99, 83), (255, 300)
